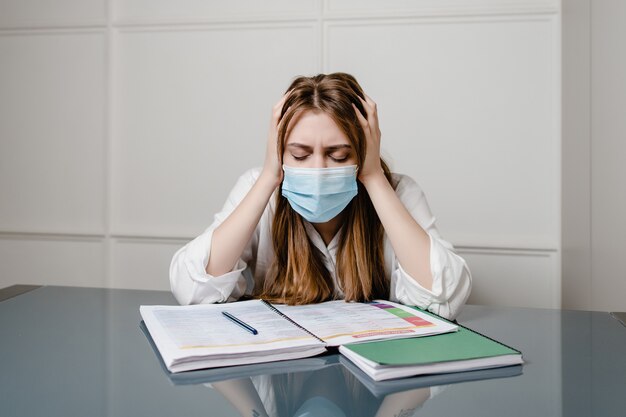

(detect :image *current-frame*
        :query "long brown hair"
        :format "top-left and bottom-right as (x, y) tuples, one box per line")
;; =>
(260, 73), (393, 304)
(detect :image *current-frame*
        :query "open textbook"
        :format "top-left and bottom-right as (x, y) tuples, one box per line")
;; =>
(140, 299), (457, 373)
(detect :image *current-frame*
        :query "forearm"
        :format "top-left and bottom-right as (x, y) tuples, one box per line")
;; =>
(206, 171), (279, 276)
(361, 174), (433, 290)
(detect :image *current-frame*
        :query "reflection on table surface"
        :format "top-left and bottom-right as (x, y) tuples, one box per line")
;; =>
(212, 366), (435, 417)
(1, 286), (625, 417)
(194, 360), (521, 417)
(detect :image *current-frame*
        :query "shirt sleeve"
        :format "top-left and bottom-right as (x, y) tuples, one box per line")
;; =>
(390, 175), (472, 320)
(169, 169), (261, 305)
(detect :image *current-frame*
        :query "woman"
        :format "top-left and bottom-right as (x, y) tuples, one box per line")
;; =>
(170, 73), (471, 320)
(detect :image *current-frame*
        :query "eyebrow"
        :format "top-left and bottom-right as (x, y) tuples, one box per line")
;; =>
(287, 143), (352, 152)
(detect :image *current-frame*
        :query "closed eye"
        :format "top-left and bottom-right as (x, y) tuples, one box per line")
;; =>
(328, 150), (351, 162)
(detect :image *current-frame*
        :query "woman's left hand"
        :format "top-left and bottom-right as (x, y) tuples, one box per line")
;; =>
(353, 94), (385, 184)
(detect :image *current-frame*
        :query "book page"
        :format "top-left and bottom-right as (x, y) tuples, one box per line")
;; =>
(141, 300), (322, 355)
(274, 300), (457, 346)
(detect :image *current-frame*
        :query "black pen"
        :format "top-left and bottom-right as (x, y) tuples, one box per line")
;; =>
(221, 311), (258, 335)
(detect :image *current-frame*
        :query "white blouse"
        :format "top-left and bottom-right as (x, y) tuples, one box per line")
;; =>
(169, 168), (472, 320)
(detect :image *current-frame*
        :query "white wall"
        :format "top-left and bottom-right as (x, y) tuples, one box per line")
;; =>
(562, 0), (626, 312)
(590, 1), (626, 312)
(0, 0), (562, 309)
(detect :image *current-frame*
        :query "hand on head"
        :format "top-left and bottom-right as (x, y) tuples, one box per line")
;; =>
(353, 94), (384, 184)
(261, 90), (291, 187)
(264, 74), (386, 193)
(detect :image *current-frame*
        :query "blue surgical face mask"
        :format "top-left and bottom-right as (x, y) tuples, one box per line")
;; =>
(281, 164), (358, 223)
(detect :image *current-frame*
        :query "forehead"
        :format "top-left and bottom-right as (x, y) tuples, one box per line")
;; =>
(286, 111), (349, 145)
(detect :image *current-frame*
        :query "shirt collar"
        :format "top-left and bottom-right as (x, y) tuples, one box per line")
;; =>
(303, 222), (341, 254)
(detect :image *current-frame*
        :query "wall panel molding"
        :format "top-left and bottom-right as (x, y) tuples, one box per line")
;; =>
(110, 24), (319, 238)
(112, 18), (319, 29)
(457, 247), (557, 256)
(112, 0), (320, 27)
(0, 26), (106, 34)
(324, 15), (560, 251)
(323, 13), (559, 63)
(0, 237), (107, 289)
(0, 232), (105, 243)
(0, 31), (107, 235)
(460, 249), (560, 308)
(113, 21), (320, 33)
(324, 0), (559, 19)
(109, 238), (186, 291)
(323, 14), (561, 309)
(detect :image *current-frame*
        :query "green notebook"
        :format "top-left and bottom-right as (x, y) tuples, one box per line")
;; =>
(339, 321), (523, 381)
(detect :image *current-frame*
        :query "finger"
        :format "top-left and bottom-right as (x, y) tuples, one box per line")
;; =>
(352, 103), (368, 130)
(276, 106), (292, 130)
(358, 96), (378, 132)
(364, 94), (377, 113)
(363, 93), (376, 107)
(358, 95), (375, 118)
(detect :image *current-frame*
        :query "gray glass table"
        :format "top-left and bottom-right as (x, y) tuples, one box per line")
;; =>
(1, 286), (625, 417)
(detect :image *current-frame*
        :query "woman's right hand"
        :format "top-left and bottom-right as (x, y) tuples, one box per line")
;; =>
(261, 91), (291, 187)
